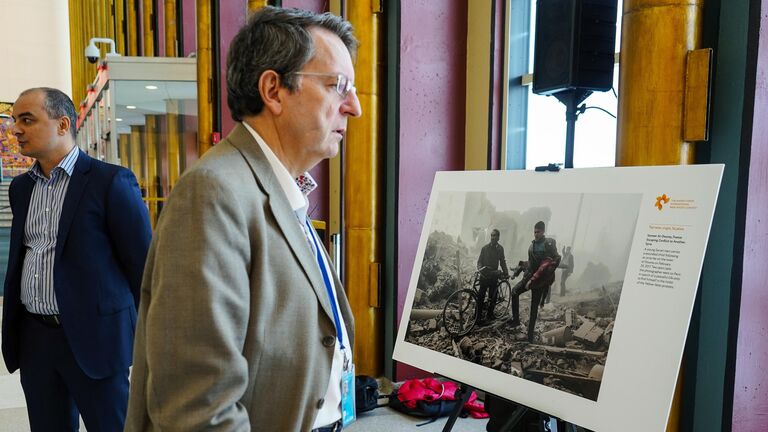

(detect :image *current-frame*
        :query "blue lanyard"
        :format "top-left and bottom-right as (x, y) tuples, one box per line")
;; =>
(305, 219), (345, 351)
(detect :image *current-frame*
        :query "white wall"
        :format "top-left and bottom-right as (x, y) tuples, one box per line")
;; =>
(0, 0), (72, 102)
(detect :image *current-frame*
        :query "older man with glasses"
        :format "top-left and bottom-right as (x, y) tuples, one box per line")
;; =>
(126, 7), (362, 432)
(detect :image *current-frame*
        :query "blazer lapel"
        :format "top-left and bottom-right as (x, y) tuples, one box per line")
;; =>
(55, 151), (92, 257)
(7, 175), (35, 282)
(226, 124), (335, 320)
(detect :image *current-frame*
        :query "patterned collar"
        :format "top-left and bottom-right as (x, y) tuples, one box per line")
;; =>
(295, 173), (317, 196)
(28, 145), (79, 181)
(242, 122), (318, 212)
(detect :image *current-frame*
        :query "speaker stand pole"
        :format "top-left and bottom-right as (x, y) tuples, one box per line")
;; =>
(555, 89), (592, 168)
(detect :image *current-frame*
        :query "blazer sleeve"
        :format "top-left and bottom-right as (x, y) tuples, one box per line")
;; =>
(138, 167), (252, 431)
(106, 169), (152, 309)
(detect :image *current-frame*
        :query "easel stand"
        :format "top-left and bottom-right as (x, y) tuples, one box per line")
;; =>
(485, 393), (584, 432)
(441, 382), (474, 432)
(440, 385), (588, 432)
(495, 404), (529, 431)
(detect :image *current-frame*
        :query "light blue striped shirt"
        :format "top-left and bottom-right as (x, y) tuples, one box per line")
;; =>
(21, 146), (79, 315)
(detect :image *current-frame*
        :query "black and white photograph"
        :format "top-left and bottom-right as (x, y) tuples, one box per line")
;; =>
(393, 167), (723, 431)
(404, 191), (642, 401)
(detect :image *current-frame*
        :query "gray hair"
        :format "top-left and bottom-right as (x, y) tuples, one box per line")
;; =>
(19, 87), (77, 139)
(226, 6), (358, 121)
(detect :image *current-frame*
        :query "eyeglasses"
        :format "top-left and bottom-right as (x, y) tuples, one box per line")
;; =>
(292, 72), (355, 98)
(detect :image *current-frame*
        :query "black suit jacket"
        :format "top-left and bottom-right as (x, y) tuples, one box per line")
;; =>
(1, 151), (152, 379)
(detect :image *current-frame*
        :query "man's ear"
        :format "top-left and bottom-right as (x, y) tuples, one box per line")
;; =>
(259, 70), (284, 115)
(58, 116), (71, 136)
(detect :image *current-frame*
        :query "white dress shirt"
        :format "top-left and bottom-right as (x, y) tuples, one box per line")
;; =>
(243, 122), (350, 428)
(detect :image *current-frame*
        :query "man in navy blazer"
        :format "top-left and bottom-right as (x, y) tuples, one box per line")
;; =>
(1, 87), (151, 431)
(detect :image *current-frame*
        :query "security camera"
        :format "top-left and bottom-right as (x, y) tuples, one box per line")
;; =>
(84, 37), (120, 64)
(85, 42), (100, 64)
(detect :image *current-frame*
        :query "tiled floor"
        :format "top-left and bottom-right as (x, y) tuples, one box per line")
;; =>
(0, 300), (487, 431)
(0, 298), (34, 431)
(349, 409), (488, 431)
(0, 364), (25, 411)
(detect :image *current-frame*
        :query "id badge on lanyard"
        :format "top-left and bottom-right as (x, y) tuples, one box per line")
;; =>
(340, 351), (356, 427)
(306, 218), (356, 427)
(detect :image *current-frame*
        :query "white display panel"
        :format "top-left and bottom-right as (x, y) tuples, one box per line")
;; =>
(393, 165), (723, 432)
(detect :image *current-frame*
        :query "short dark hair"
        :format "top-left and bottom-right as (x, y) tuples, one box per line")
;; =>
(491, 229), (500, 236)
(20, 87), (77, 139)
(534, 221), (545, 231)
(226, 6), (358, 121)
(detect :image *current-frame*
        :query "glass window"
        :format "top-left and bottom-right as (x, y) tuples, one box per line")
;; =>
(112, 80), (198, 226)
(507, 0), (622, 169)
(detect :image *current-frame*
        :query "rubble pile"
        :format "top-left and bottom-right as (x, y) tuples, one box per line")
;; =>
(574, 261), (612, 292)
(414, 231), (477, 309)
(406, 283), (623, 401)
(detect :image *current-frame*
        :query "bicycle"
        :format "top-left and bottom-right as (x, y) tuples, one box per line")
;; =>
(442, 266), (514, 337)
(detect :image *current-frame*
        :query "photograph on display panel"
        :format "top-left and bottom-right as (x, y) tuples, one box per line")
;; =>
(404, 191), (642, 401)
(394, 166), (723, 432)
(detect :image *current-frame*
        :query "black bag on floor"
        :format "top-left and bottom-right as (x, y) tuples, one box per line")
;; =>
(388, 393), (460, 419)
(355, 375), (387, 414)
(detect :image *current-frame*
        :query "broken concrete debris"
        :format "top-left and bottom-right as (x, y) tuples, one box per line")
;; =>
(573, 321), (605, 346)
(406, 230), (621, 401)
(406, 287), (620, 401)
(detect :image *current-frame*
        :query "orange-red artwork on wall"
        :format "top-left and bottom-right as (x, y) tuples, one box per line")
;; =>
(0, 102), (35, 179)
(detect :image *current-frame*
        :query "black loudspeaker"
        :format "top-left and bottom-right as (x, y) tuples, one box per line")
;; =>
(532, 0), (618, 95)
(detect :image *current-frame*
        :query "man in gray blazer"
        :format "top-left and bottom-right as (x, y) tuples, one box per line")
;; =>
(126, 7), (361, 431)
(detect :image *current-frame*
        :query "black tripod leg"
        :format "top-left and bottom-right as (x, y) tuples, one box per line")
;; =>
(497, 405), (529, 432)
(539, 413), (550, 432)
(441, 383), (473, 432)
